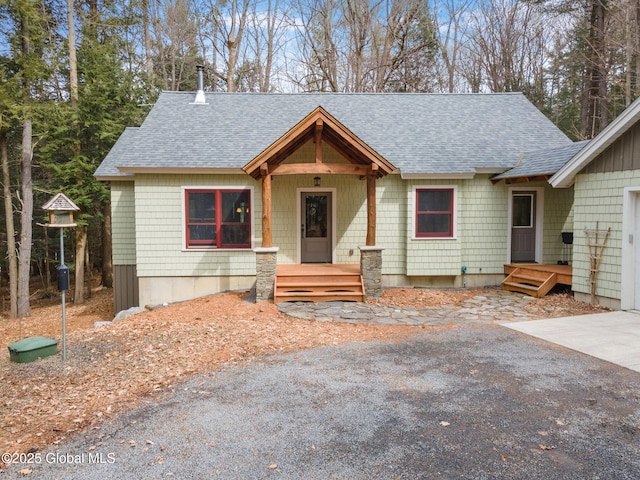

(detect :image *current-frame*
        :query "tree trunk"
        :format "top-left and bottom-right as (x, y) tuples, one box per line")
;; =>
(143, 0), (153, 80)
(102, 202), (113, 288)
(69, 0), (87, 300)
(85, 235), (91, 299)
(1, 127), (18, 318)
(582, 0), (608, 138)
(17, 116), (33, 318)
(74, 226), (87, 304)
(66, 0), (78, 107)
(226, 0), (249, 92)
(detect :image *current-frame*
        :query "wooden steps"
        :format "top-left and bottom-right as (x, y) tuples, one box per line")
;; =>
(274, 264), (365, 303)
(502, 267), (558, 298)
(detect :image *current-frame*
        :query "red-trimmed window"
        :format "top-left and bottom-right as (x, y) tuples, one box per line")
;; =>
(415, 188), (454, 238)
(185, 189), (251, 249)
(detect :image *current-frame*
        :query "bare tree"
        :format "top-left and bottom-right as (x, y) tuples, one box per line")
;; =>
(198, 0), (251, 92)
(231, 0), (291, 92)
(291, 0), (438, 92)
(143, 0), (154, 80)
(581, 0), (609, 138)
(292, 0), (342, 91)
(432, 0), (476, 93)
(0, 124), (18, 318)
(17, 9), (35, 318)
(152, 0), (200, 90)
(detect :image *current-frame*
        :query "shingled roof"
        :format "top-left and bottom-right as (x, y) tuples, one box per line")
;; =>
(491, 141), (590, 183)
(95, 91), (571, 180)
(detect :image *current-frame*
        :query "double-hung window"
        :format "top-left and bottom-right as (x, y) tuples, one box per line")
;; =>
(415, 187), (455, 238)
(185, 188), (251, 249)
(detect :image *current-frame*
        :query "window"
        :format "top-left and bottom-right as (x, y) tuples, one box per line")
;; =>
(185, 189), (251, 249)
(512, 194), (534, 227)
(415, 188), (455, 238)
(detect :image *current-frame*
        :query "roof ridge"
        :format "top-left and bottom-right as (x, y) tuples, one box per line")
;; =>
(161, 90), (524, 97)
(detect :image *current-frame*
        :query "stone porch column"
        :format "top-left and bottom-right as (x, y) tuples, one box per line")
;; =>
(254, 247), (279, 302)
(359, 246), (384, 298)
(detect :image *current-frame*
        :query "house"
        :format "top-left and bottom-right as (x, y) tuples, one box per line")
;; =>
(96, 82), (583, 312)
(550, 95), (640, 310)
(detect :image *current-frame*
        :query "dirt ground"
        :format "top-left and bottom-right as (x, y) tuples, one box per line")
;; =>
(0, 286), (608, 466)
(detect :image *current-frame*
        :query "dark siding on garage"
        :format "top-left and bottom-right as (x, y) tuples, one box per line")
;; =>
(582, 121), (640, 174)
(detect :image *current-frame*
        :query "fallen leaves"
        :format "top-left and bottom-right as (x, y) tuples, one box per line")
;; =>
(367, 288), (484, 309)
(0, 291), (414, 462)
(522, 292), (609, 319)
(0, 286), (604, 466)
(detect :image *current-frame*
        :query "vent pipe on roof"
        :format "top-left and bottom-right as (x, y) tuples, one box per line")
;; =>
(193, 65), (207, 104)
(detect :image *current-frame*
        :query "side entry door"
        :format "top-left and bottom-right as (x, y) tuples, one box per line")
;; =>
(511, 192), (536, 263)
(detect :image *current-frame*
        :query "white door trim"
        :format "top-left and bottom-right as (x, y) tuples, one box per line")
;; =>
(507, 186), (544, 264)
(621, 187), (640, 310)
(296, 187), (337, 264)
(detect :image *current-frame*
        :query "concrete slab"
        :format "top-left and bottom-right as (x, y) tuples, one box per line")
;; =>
(503, 311), (640, 372)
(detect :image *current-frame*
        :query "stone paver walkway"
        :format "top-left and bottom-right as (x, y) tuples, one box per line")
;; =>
(277, 288), (536, 326)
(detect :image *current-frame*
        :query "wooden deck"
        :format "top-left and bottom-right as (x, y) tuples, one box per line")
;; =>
(503, 264), (572, 297)
(274, 264), (365, 303)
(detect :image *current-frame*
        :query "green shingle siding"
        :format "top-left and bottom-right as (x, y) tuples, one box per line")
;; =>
(572, 170), (640, 301)
(459, 178), (508, 275)
(129, 171), (573, 284)
(134, 174), (259, 277)
(543, 187), (574, 264)
(111, 182), (136, 265)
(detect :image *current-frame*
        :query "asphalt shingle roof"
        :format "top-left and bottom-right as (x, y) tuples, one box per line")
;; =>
(492, 140), (590, 180)
(95, 91), (572, 178)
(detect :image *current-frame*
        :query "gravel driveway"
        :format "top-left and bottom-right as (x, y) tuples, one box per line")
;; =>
(3, 324), (640, 479)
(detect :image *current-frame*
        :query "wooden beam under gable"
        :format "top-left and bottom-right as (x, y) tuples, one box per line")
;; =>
(270, 163), (370, 176)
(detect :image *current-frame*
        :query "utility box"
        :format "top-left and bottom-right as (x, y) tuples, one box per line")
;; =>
(57, 264), (69, 291)
(8, 336), (58, 363)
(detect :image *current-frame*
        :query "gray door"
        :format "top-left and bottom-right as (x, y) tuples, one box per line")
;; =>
(301, 192), (332, 263)
(511, 192), (536, 263)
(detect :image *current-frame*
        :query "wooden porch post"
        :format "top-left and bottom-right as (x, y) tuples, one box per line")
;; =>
(366, 165), (377, 246)
(261, 164), (272, 247)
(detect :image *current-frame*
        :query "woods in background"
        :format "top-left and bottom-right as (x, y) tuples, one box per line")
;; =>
(0, 0), (637, 316)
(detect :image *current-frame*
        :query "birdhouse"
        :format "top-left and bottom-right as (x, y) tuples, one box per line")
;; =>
(41, 193), (80, 228)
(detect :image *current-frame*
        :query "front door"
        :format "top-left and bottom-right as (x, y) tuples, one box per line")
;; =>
(301, 191), (332, 263)
(511, 191), (536, 262)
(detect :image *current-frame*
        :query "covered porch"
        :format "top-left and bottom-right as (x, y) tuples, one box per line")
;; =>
(244, 107), (396, 302)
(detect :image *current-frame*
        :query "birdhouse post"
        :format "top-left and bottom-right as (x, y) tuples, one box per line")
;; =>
(42, 193), (80, 361)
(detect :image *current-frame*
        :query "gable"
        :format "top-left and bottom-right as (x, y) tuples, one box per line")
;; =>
(242, 106), (396, 179)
